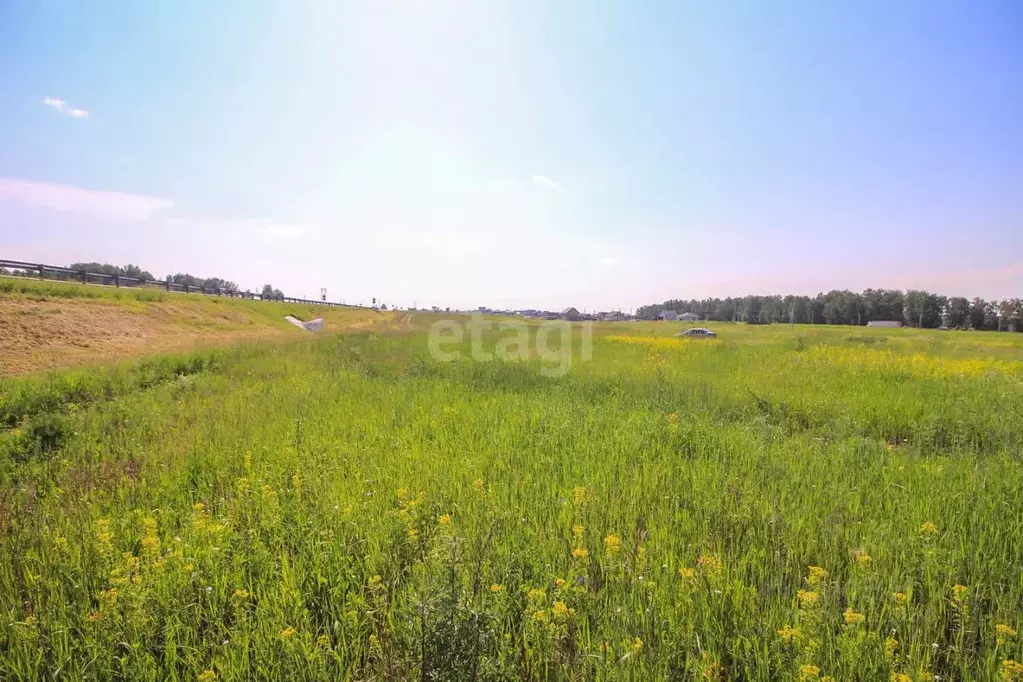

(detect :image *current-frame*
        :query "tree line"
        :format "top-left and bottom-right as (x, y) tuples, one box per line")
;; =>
(63, 262), (251, 295)
(0, 261), (292, 300)
(637, 289), (1023, 331)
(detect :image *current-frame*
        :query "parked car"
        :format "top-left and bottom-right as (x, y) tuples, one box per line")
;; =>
(675, 327), (717, 338)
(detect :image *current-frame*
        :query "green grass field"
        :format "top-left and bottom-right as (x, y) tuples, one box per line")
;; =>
(2, 320), (1022, 680)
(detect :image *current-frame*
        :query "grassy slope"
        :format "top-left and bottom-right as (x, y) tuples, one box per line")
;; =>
(1, 321), (1022, 679)
(0, 276), (385, 375)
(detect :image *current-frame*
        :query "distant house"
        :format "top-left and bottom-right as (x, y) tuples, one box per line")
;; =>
(659, 310), (678, 321)
(678, 312), (700, 322)
(867, 320), (902, 328)
(561, 307), (581, 321)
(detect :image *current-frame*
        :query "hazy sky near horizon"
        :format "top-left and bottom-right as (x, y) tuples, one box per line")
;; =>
(1, 1), (1021, 310)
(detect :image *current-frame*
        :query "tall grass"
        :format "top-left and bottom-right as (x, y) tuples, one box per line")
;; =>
(1, 325), (1021, 680)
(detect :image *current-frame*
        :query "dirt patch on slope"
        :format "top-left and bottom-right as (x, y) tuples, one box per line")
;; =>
(0, 298), (292, 376)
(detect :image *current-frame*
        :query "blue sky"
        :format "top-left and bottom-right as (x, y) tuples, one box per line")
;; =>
(1, 0), (1021, 310)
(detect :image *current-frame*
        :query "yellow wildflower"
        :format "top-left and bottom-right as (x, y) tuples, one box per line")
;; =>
(1002, 660), (1023, 682)
(438, 514), (452, 525)
(572, 547), (589, 559)
(552, 601), (573, 620)
(632, 636), (643, 652)
(698, 554), (723, 573)
(919, 521), (938, 536)
(406, 527), (419, 539)
(490, 583), (504, 593)
(852, 549), (872, 565)
(198, 671), (218, 682)
(572, 524), (585, 537)
(96, 518), (114, 553)
(807, 565), (828, 586)
(316, 634), (331, 648)
(799, 664), (820, 680)
(87, 611), (102, 623)
(140, 518), (160, 556)
(843, 608), (865, 625)
(953, 584), (969, 602)
(279, 627), (296, 640)
(894, 592), (908, 606)
(997, 623), (1018, 645)
(573, 486), (587, 505)
(555, 577), (567, 590)
(232, 589), (249, 600)
(778, 625), (800, 643)
(884, 636), (899, 661)
(533, 610), (549, 623)
(891, 674), (912, 682)
(797, 590), (819, 608)
(527, 588), (545, 601)
(678, 567), (696, 581)
(701, 652), (721, 681)
(604, 533), (622, 556)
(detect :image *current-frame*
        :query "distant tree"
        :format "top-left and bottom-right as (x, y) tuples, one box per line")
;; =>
(998, 299), (1021, 332)
(741, 296), (762, 324)
(969, 298), (988, 330)
(636, 304), (663, 320)
(984, 301), (1001, 331)
(809, 295), (826, 325)
(1010, 299), (1023, 332)
(946, 297), (970, 328)
(68, 262), (155, 282)
(1006, 298), (1023, 333)
(903, 290), (943, 328)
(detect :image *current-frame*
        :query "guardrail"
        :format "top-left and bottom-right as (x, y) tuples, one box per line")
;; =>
(0, 258), (365, 309)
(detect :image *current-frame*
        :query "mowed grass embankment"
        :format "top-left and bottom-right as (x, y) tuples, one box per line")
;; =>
(0, 277), (385, 376)
(1, 320), (1022, 680)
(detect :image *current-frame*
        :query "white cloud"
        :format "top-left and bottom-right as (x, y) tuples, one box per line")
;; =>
(531, 174), (560, 190)
(263, 223), (309, 239)
(0, 177), (172, 221)
(42, 96), (89, 118)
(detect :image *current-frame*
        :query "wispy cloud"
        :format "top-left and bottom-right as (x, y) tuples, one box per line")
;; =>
(42, 96), (89, 118)
(263, 223), (309, 239)
(531, 174), (560, 190)
(0, 178), (172, 221)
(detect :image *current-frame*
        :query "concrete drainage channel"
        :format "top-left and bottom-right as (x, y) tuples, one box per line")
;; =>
(284, 315), (324, 332)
